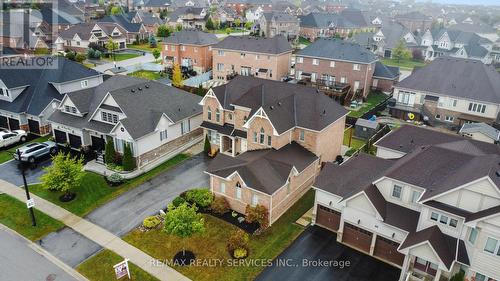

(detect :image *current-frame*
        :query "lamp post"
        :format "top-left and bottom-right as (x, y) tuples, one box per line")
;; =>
(16, 149), (36, 226)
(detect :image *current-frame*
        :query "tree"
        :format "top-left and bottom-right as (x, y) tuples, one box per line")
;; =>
(176, 24), (183, 31)
(65, 51), (76, 61)
(135, 34), (140, 44)
(105, 39), (119, 58)
(105, 137), (116, 164)
(412, 49), (423, 61)
(172, 63), (183, 87)
(226, 27), (232, 34)
(149, 34), (157, 48)
(122, 143), (136, 171)
(245, 204), (269, 229)
(234, 18), (241, 28)
(75, 53), (86, 63)
(204, 134), (211, 154)
(110, 6), (122, 15)
(152, 48), (161, 60)
(244, 21), (253, 30)
(163, 202), (205, 255)
(392, 39), (411, 63)
(205, 17), (214, 30)
(40, 153), (84, 199)
(34, 47), (50, 55)
(157, 24), (171, 37)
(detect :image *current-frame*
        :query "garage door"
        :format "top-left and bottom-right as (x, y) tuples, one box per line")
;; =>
(0, 116), (7, 129)
(68, 133), (82, 149)
(54, 130), (68, 144)
(28, 119), (40, 135)
(8, 118), (19, 131)
(343, 223), (373, 253)
(316, 205), (341, 232)
(374, 236), (405, 266)
(91, 135), (105, 152)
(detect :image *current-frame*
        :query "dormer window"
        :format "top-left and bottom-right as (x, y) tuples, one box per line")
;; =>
(101, 111), (118, 124)
(207, 106), (212, 120)
(81, 80), (88, 88)
(215, 109), (220, 122)
(259, 128), (265, 144)
(0, 88), (9, 97)
(64, 105), (77, 114)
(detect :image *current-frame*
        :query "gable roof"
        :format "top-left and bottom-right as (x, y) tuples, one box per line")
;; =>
(460, 122), (500, 141)
(59, 22), (127, 40)
(213, 35), (292, 54)
(297, 38), (378, 64)
(373, 61), (399, 79)
(210, 76), (348, 133)
(162, 29), (218, 45)
(397, 57), (500, 104)
(261, 11), (298, 22)
(98, 14), (144, 33)
(299, 12), (358, 29)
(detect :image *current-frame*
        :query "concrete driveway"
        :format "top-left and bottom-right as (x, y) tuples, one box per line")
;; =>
(39, 153), (210, 267)
(0, 158), (51, 186)
(256, 226), (401, 281)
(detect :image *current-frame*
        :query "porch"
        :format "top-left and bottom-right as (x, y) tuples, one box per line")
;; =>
(401, 255), (450, 281)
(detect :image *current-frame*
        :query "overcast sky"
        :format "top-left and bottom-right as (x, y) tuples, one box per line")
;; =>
(416, 0), (500, 6)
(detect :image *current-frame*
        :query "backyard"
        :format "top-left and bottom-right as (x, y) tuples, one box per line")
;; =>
(348, 91), (388, 118)
(343, 127), (365, 150)
(121, 190), (315, 281)
(128, 70), (163, 80)
(0, 135), (51, 164)
(381, 57), (426, 70)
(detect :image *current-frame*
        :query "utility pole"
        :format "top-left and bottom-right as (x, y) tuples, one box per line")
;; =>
(17, 149), (36, 226)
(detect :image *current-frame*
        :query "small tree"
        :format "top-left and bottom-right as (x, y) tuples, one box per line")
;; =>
(110, 6), (122, 15)
(65, 51), (76, 61)
(185, 188), (213, 209)
(245, 204), (269, 229)
(205, 17), (214, 30)
(163, 202), (205, 256)
(149, 35), (157, 48)
(122, 143), (136, 171)
(152, 48), (161, 60)
(392, 39), (411, 63)
(172, 63), (183, 87)
(204, 134), (211, 154)
(176, 24), (183, 31)
(135, 34), (140, 44)
(105, 137), (116, 164)
(412, 48), (423, 61)
(226, 27), (232, 34)
(157, 24), (171, 37)
(34, 47), (50, 55)
(40, 153), (84, 199)
(234, 18), (241, 28)
(75, 53), (86, 63)
(244, 21), (253, 30)
(105, 38), (119, 61)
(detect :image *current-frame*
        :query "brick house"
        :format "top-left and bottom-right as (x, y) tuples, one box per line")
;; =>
(295, 38), (379, 98)
(48, 76), (203, 168)
(161, 30), (218, 74)
(211, 35), (292, 81)
(0, 58), (102, 135)
(389, 57), (500, 128)
(202, 76), (348, 225)
(257, 12), (300, 40)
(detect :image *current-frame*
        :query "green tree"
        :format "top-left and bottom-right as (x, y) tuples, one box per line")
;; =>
(152, 48), (161, 60)
(244, 21), (253, 30)
(172, 63), (183, 87)
(122, 143), (136, 171)
(149, 35), (157, 48)
(234, 18), (241, 28)
(204, 134), (211, 154)
(105, 38), (119, 61)
(163, 202), (205, 255)
(176, 24), (183, 31)
(40, 153), (84, 197)
(157, 24), (171, 37)
(110, 6), (122, 15)
(105, 137), (116, 164)
(205, 17), (214, 30)
(226, 27), (232, 34)
(392, 39), (411, 63)
(75, 53), (86, 63)
(34, 47), (50, 55)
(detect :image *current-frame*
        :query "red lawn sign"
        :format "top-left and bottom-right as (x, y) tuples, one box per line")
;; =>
(113, 259), (131, 279)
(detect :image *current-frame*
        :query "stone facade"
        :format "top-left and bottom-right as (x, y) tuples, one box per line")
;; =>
(162, 43), (214, 74)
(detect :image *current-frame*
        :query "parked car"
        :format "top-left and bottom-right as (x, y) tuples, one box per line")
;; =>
(13, 141), (58, 163)
(0, 130), (28, 148)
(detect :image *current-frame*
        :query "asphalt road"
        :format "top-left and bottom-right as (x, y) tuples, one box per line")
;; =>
(0, 158), (51, 186)
(0, 226), (77, 281)
(256, 226), (401, 281)
(39, 153), (210, 267)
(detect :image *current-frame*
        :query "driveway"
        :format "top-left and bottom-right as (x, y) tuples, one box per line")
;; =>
(0, 158), (51, 186)
(92, 52), (155, 73)
(39, 153), (210, 267)
(256, 226), (401, 281)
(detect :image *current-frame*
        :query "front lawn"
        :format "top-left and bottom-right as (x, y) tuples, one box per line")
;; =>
(28, 153), (190, 217)
(0, 135), (51, 164)
(105, 53), (142, 61)
(127, 44), (156, 52)
(123, 190), (315, 281)
(128, 70), (163, 80)
(0, 194), (64, 241)
(380, 58), (426, 70)
(77, 249), (159, 281)
(348, 91), (388, 118)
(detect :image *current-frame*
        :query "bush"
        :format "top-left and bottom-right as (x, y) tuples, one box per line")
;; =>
(211, 196), (229, 215)
(143, 216), (161, 229)
(172, 196), (186, 208)
(105, 137), (116, 164)
(204, 134), (211, 154)
(185, 188), (213, 208)
(450, 271), (465, 281)
(106, 173), (123, 185)
(345, 148), (357, 157)
(233, 248), (247, 259)
(122, 143), (136, 171)
(227, 229), (249, 252)
(65, 51), (76, 61)
(245, 204), (269, 228)
(75, 53), (86, 63)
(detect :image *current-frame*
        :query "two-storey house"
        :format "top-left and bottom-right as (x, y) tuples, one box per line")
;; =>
(257, 12), (300, 40)
(0, 57), (102, 135)
(211, 35), (292, 81)
(55, 22), (128, 52)
(161, 30), (218, 74)
(395, 11), (433, 33)
(202, 76), (347, 225)
(389, 57), (500, 128)
(166, 7), (208, 30)
(48, 75), (203, 168)
(313, 125), (500, 281)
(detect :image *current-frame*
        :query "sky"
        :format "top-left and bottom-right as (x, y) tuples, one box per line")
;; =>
(416, 0), (500, 6)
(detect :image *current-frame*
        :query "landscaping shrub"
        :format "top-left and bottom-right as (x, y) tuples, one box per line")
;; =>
(106, 173), (123, 186)
(185, 189), (213, 208)
(204, 134), (211, 154)
(75, 53), (86, 63)
(245, 204), (269, 228)
(210, 196), (229, 215)
(172, 196), (186, 208)
(65, 51), (76, 61)
(227, 229), (249, 252)
(233, 248), (248, 259)
(113, 152), (122, 165)
(105, 137), (116, 164)
(143, 216), (161, 229)
(122, 143), (136, 171)
(450, 271), (465, 281)
(345, 148), (357, 157)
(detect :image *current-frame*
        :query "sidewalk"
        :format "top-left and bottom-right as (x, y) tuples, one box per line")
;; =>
(0, 180), (189, 281)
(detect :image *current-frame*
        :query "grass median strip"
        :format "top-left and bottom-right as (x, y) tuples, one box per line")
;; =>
(0, 194), (64, 241)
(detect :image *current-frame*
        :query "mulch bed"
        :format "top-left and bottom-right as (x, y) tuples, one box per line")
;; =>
(203, 209), (260, 234)
(173, 251), (196, 266)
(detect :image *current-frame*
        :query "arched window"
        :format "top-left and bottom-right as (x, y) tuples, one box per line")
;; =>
(207, 107), (212, 120)
(259, 128), (265, 144)
(235, 182), (242, 199)
(215, 108), (221, 122)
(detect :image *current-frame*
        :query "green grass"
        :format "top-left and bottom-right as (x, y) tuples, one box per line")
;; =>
(28, 154), (190, 217)
(381, 58), (426, 70)
(127, 44), (156, 52)
(77, 249), (159, 281)
(0, 135), (51, 164)
(348, 91), (388, 118)
(0, 194), (64, 241)
(207, 28), (246, 34)
(104, 53), (141, 61)
(298, 36), (312, 46)
(123, 189), (315, 281)
(343, 128), (365, 150)
(128, 70), (162, 80)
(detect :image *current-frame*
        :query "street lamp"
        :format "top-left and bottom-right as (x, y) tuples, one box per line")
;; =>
(16, 149), (36, 226)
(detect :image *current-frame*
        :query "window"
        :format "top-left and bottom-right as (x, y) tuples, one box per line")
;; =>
(255, 54), (260, 60)
(207, 107), (212, 120)
(228, 113), (233, 120)
(398, 91), (415, 105)
(435, 114), (441, 119)
(439, 215), (448, 224)
(160, 130), (168, 141)
(81, 80), (88, 88)
(216, 63), (224, 71)
(164, 45), (168, 51)
(468, 228), (478, 244)
(194, 47), (198, 52)
(468, 102), (486, 114)
(101, 111), (118, 124)
(411, 190), (421, 203)
(448, 99), (457, 107)
(267, 135), (272, 146)
(312, 59), (319, 65)
(220, 182), (226, 193)
(215, 109), (220, 122)
(330, 61), (335, 67)
(484, 237), (498, 255)
(240, 53), (246, 58)
(392, 185), (402, 199)
(445, 115), (454, 122)
(299, 130), (305, 141)
(251, 194), (258, 206)
(353, 64), (360, 70)
(259, 128), (265, 144)
(340, 77), (347, 83)
(235, 182), (242, 199)
(449, 218), (458, 228)
(253, 131), (258, 143)
(296, 57), (303, 63)
(171, 45), (176, 51)
(64, 105), (70, 112)
(475, 273), (486, 281)
(430, 212), (439, 221)
(181, 45), (185, 51)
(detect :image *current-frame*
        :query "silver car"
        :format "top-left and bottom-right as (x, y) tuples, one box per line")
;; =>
(14, 141), (58, 163)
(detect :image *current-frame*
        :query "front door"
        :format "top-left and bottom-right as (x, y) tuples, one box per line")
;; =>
(28, 119), (40, 135)
(91, 135), (105, 152)
(240, 139), (247, 153)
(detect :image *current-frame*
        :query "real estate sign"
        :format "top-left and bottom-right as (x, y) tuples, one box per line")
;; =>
(113, 259), (130, 279)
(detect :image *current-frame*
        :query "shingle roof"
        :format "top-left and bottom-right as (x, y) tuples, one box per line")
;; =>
(167, 6), (206, 22)
(460, 122), (500, 141)
(206, 142), (318, 194)
(299, 12), (357, 29)
(162, 29), (218, 45)
(373, 61), (399, 79)
(213, 35), (292, 54)
(261, 12), (297, 22)
(297, 38), (378, 64)
(98, 14), (144, 33)
(59, 22), (127, 40)
(211, 76), (348, 133)
(397, 57), (500, 104)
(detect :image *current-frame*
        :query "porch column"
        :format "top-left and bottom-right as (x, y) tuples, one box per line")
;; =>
(369, 233), (377, 255)
(231, 137), (235, 157)
(337, 217), (345, 242)
(433, 269), (442, 281)
(399, 255), (411, 281)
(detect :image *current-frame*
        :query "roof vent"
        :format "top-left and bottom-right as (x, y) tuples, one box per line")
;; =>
(496, 171), (500, 177)
(270, 105), (274, 110)
(278, 101), (282, 106)
(145, 84), (150, 88)
(131, 89), (135, 93)
(178, 108), (181, 111)
(138, 87), (142, 91)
